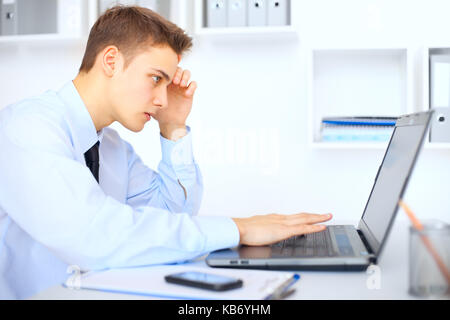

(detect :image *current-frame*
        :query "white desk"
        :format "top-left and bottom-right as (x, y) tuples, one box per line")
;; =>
(29, 219), (448, 300)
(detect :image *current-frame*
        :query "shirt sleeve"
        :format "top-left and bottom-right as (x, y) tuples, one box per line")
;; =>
(125, 126), (203, 216)
(0, 112), (240, 271)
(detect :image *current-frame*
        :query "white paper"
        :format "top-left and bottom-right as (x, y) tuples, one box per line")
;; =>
(74, 261), (299, 300)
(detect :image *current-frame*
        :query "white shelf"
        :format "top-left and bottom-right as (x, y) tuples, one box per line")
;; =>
(0, 34), (86, 45)
(0, 0), (185, 45)
(309, 142), (389, 150)
(0, 0), (92, 45)
(310, 141), (450, 151)
(195, 25), (296, 36)
(96, 1), (189, 31)
(307, 47), (416, 149)
(421, 45), (450, 146)
(420, 45), (450, 111)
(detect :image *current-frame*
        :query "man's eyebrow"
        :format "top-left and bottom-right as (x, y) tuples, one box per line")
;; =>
(149, 68), (170, 82)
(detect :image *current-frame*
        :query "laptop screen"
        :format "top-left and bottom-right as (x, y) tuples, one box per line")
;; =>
(360, 112), (431, 255)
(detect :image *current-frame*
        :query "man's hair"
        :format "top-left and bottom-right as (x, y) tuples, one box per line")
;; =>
(79, 5), (193, 73)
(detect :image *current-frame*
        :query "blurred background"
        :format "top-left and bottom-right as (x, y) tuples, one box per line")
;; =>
(1, 0), (449, 223)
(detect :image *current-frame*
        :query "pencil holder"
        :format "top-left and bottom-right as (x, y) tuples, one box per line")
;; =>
(409, 220), (450, 298)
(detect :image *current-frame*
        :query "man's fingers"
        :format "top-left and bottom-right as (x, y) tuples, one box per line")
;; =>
(172, 68), (191, 87)
(290, 223), (327, 237)
(185, 81), (197, 96)
(172, 67), (183, 85)
(180, 69), (191, 87)
(283, 213), (333, 226)
(234, 213), (333, 246)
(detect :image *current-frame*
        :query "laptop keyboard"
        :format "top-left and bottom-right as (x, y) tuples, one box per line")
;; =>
(270, 229), (336, 258)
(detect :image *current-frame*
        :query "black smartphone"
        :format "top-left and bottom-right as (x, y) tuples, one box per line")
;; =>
(164, 271), (243, 291)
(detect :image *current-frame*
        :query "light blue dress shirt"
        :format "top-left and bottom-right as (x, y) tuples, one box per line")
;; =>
(0, 81), (240, 299)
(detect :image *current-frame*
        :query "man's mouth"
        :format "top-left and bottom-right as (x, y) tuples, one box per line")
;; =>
(144, 112), (151, 121)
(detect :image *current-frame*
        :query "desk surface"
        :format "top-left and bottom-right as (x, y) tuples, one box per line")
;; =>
(29, 219), (448, 300)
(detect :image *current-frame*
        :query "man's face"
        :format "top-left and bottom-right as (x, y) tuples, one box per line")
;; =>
(109, 45), (179, 132)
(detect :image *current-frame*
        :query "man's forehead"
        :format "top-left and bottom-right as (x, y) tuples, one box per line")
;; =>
(137, 46), (179, 74)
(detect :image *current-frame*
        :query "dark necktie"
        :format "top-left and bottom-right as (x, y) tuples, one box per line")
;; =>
(84, 141), (100, 183)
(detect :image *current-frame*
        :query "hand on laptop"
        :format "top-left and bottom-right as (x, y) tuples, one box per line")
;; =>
(232, 213), (333, 246)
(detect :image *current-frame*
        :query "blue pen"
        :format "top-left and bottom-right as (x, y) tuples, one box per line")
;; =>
(264, 274), (300, 300)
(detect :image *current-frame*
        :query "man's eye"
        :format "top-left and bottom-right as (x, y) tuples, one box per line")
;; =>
(152, 75), (162, 84)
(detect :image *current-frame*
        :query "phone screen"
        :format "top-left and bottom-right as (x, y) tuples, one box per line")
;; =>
(175, 272), (237, 284)
(165, 271), (243, 291)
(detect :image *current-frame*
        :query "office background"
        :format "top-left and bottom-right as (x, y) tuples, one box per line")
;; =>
(0, 0), (449, 223)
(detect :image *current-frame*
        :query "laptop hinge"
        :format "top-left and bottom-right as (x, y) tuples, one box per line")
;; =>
(357, 229), (377, 264)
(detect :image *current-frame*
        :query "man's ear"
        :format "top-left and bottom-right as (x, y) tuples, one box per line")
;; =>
(101, 46), (121, 77)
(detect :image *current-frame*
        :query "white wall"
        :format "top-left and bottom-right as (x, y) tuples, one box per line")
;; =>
(1, 0), (449, 224)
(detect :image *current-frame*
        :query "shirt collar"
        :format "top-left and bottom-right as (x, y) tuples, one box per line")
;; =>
(57, 81), (103, 153)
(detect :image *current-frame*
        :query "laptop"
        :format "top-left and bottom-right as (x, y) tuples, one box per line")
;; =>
(206, 110), (434, 271)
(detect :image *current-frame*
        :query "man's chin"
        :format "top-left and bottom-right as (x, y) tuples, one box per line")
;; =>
(120, 121), (145, 133)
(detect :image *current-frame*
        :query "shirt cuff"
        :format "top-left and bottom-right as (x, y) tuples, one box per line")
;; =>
(193, 216), (240, 252)
(160, 126), (195, 166)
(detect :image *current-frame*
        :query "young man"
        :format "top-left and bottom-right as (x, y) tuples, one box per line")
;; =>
(0, 6), (332, 299)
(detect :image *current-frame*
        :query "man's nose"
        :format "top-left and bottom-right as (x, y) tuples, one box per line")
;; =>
(153, 87), (168, 108)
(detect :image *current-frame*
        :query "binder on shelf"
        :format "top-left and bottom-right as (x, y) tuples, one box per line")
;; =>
(429, 107), (450, 143)
(247, 0), (266, 27)
(1, 0), (58, 36)
(1, 0), (18, 36)
(206, 0), (227, 28)
(267, 0), (289, 26)
(320, 116), (397, 142)
(227, 0), (246, 27)
(321, 116), (398, 126)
